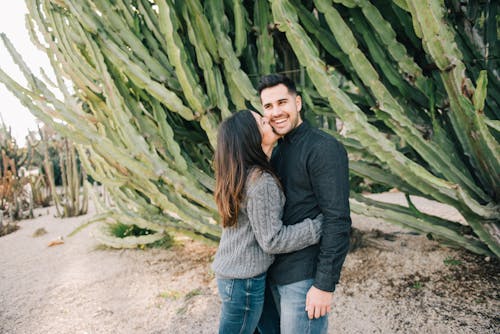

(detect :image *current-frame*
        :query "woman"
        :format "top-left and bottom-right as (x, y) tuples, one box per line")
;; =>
(212, 110), (322, 334)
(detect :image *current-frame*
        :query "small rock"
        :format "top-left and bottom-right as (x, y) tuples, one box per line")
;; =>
(32, 227), (47, 237)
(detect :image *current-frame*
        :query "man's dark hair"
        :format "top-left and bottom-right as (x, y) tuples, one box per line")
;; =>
(257, 74), (297, 95)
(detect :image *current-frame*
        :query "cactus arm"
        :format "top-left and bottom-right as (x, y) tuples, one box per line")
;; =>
(232, 0), (249, 57)
(157, 0), (210, 115)
(407, 0), (500, 200)
(254, 0), (275, 75)
(313, 0), (490, 204)
(350, 193), (493, 256)
(272, 0), (456, 204)
(206, 0), (260, 110)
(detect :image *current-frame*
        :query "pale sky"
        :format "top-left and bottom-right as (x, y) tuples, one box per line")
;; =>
(0, 2), (52, 147)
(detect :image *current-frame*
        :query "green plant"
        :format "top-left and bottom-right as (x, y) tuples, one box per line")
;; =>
(107, 222), (174, 249)
(108, 222), (155, 238)
(159, 290), (182, 300)
(184, 288), (203, 300)
(412, 281), (423, 290)
(443, 257), (463, 266)
(0, 0), (497, 255)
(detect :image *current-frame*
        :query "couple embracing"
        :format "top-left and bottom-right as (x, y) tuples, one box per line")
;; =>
(212, 74), (352, 334)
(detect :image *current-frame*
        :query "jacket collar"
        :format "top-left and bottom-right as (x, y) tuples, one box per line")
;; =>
(281, 120), (310, 144)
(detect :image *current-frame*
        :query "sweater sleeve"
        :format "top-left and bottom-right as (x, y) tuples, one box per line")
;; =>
(246, 173), (322, 254)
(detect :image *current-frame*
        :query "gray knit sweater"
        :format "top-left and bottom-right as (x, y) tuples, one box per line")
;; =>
(212, 171), (322, 279)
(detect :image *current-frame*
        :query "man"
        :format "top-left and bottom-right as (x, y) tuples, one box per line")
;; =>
(258, 74), (351, 333)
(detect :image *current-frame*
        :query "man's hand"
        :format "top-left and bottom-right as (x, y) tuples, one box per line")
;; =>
(305, 286), (333, 320)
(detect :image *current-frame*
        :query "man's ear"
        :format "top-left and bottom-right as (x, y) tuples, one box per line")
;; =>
(296, 95), (302, 112)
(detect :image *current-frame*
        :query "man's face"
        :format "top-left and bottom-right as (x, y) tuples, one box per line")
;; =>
(260, 84), (303, 136)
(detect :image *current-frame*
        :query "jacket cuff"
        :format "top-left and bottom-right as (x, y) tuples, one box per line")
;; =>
(314, 270), (337, 292)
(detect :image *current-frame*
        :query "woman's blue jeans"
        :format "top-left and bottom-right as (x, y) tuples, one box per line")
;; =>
(217, 272), (266, 334)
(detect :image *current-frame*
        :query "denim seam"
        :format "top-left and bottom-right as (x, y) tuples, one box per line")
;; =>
(238, 279), (251, 334)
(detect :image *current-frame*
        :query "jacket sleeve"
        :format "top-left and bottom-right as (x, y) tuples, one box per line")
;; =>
(246, 174), (323, 254)
(308, 139), (351, 292)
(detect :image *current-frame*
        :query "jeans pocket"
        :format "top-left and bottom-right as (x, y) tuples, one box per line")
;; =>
(217, 278), (234, 302)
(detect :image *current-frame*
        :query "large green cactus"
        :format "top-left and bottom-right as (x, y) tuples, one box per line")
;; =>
(0, 0), (498, 255)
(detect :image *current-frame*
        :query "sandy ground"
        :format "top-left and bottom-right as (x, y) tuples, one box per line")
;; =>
(0, 193), (498, 334)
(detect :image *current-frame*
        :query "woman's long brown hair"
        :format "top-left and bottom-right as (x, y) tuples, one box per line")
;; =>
(214, 110), (276, 228)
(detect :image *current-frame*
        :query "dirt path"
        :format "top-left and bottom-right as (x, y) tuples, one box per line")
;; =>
(0, 194), (498, 333)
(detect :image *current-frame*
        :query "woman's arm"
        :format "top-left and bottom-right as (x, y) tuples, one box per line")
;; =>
(246, 173), (322, 254)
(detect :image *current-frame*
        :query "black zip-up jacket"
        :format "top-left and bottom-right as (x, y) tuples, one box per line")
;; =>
(268, 121), (351, 292)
